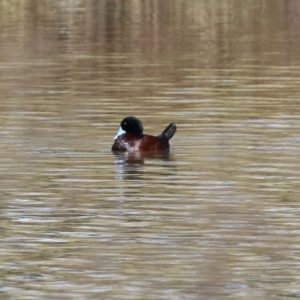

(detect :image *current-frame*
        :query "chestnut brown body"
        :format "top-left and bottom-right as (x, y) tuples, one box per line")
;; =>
(112, 116), (176, 152)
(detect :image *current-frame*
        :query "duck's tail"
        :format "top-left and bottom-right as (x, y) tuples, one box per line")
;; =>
(160, 123), (177, 140)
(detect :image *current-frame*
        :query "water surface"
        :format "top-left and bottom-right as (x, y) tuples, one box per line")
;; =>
(1, 1), (300, 299)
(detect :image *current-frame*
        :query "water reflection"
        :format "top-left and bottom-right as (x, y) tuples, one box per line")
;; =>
(113, 151), (175, 181)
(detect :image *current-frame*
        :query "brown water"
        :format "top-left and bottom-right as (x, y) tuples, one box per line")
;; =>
(1, 1), (300, 299)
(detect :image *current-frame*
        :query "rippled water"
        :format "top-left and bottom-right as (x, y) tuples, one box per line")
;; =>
(1, 1), (300, 299)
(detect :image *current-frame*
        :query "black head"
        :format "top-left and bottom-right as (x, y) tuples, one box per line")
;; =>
(121, 116), (143, 137)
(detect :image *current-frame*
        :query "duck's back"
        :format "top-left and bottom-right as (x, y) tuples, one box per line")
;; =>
(112, 134), (170, 152)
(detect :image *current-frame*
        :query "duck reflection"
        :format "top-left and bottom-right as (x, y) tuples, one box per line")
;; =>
(113, 150), (174, 181)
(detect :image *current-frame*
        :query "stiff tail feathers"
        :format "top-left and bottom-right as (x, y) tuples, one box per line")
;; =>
(160, 123), (176, 140)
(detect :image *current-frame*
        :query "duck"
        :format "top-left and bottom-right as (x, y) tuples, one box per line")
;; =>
(112, 116), (176, 152)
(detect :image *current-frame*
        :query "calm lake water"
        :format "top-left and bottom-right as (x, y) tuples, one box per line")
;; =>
(1, 1), (300, 299)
